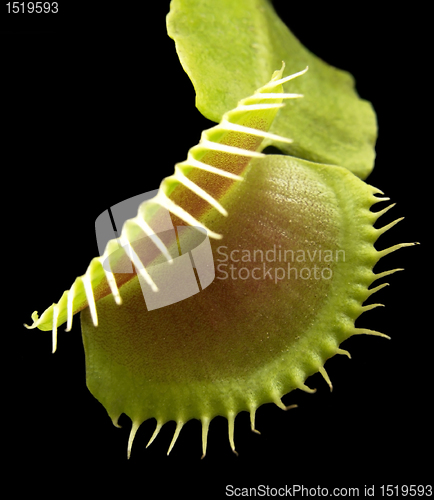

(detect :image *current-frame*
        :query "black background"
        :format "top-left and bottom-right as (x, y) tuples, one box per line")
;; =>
(4, 1), (429, 496)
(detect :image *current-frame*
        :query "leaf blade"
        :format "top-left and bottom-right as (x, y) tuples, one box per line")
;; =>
(167, 0), (377, 178)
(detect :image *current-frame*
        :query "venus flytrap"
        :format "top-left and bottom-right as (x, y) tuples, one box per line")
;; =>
(24, 1), (416, 458)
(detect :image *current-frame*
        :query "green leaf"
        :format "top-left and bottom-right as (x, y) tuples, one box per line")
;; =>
(81, 152), (407, 457)
(167, 0), (377, 179)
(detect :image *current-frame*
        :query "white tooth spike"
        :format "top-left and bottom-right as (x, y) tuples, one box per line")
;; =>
(337, 348), (351, 359)
(227, 412), (238, 456)
(299, 383), (316, 394)
(127, 421), (140, 459)
(229, 103), (285, 114)
(376, 217), (404, 237)
(102, 263), (122, 305)
(367, 282), (390, 298)
(318, 366), (333, 392)
(65, 284), (75, 332)
(111, 415), (122, 428)
(220, 120), (293, 144)
(173, 167), (228, 216)
(132, 216), (174, 264)
(146, 421), (163, 448)
(377, 242), (417, 259)
(353, 328), (391, 340)
(179, 156), (244, 181)
(250, 409), (261, 435)
(201, 417), (211, 459)
(361, 303), (385, 313)
(167, 421), (184, 456)
(82, 273), (98, 327)
(118, 235), (159, 292)
(275, 398), (297, 411)
(373, 203), (396, 220)
(51, 304), (59, 353)
(260, 66), (308, 90)
(154, 191), (222, 240)
(373, 268), (403, 281)
(198, 139), (266, 157)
